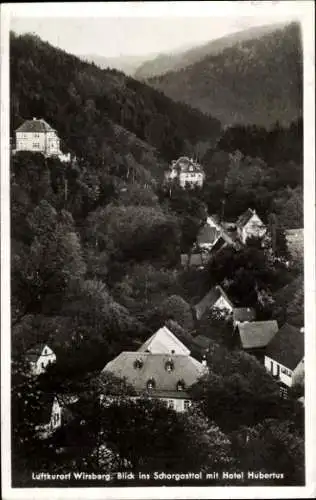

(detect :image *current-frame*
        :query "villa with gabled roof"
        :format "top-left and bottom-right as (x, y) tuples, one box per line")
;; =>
(164, 156), (205, 189)
(102, 351), (206, 412)
(15, 118), (71, 162)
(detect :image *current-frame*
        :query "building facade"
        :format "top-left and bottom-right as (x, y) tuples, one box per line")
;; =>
(236, 209), (266, 244)
(264, 323), (304, 390)
(15, 118), (71, 162)
(26, 344), (56, 376)
(102, 351), (207, 412)
(165, 156), (205, 189)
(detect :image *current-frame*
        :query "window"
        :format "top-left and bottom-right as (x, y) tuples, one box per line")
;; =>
(52, 412), (60, 425)
(167, 400), (174, 409)
(165, 359), (174, 372)
(184, 400), (191, 410)
(133, 358), (144, 369)
(41, 362), (45, 369)
(177, 379), (185, 391)
(34, 133), (40, 138)
(32, 143), (40, 148)
(279, 386), (288, 399)
(281, 367), (292, 377)
(146, 378), (156, 390)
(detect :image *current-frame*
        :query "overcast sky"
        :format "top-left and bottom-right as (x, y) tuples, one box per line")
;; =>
(10, 14), (299, 58)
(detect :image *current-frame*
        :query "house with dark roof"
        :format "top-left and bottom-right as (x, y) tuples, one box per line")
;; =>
(164, 156), (205, 189)
(102, 352), (207, 412)
(196, 223), (221, 250)
(236, 320), (278, 358)
(25, 343), (56, 376)
(15, 118), (71, 162)
(236, 208), (266, 244)
(181, 251), (211, 269)
(264, 323), (304, 388)
(138, 326), (191, 356)
(233, 307), (256, 326)
(204, 216), (241, 251)
(194, 285), (234, 321)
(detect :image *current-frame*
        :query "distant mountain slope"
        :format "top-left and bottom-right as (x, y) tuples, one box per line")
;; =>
(146, 23), (302, 127)
(134, 23), (288, 79)
(10, 32), (221, 176)
(80, 53), (155, 76)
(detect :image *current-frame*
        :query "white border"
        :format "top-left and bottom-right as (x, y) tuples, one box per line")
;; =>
(1, 2), (315, 499)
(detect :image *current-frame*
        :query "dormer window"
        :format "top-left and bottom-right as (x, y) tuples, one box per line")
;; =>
(147, 378), (156, 390)
(133, 358), (144, 369)
(177, 379), (185, 391)
(165, 358), (174, 372)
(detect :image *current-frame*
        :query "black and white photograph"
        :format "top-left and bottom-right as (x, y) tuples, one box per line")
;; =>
(1, 1), (315, 499)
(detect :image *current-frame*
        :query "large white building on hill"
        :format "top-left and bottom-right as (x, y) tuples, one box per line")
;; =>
(14, 118), (71, 162)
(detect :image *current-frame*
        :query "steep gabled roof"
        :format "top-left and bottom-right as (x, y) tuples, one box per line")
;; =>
(16, 118), (56, 133)
(25, 344), (54, 362)
(233, 307), (256, 323)
(197, 224), (221, 246)
(194, 285), (234, 320)
(138, 326), (190, 356)
(237, 320), (278, 349)
(102, 352), (205, 398)
(236, 208), (261, 228)
(265, 323), (304, 370)
(173, 156), (204, 174)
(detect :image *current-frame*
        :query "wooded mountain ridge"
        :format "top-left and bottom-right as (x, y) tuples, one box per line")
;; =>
(146, 22), (302, 127)
(134, 22), (289, 79)
(10, 31), (221, 177)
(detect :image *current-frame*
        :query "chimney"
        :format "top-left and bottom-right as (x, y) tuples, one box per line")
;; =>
(201, 355), (207, 367)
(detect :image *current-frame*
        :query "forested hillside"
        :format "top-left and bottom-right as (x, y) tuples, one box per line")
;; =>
(147, 23), (302, 127)
(134, 22), (287, 79)
(10, 30), (304, 485)
(10, 32), (221, 170)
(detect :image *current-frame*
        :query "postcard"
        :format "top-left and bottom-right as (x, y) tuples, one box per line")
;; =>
(1, 1), (315, 499)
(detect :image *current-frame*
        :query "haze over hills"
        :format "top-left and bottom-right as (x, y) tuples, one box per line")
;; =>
(146, 22), (302, 127)
(80, 53), (156, 76)
(79, 39), (203, 76)
(134, 22), (289, 80)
